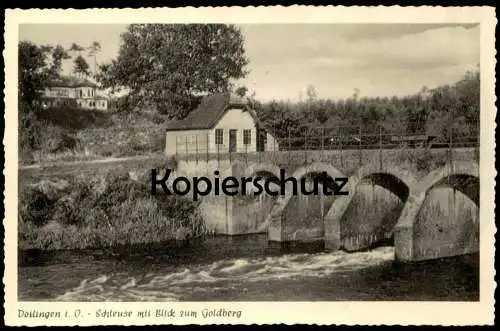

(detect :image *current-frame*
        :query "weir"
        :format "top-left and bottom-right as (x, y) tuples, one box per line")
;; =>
(169, 148), (479, 262)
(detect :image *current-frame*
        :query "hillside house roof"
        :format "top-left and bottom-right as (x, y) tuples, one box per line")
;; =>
(166, 93), (261, 131)
(94, 91), (110, 100)
(48, 75), (98, 88)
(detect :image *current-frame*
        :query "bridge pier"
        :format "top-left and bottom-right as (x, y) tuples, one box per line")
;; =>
(393, 193), (425, 261)
(323, 194), (350, 251)
(174, 159), (276, 235)
(268, 182), (335, 242)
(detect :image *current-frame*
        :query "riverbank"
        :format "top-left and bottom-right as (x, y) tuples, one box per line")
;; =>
(18, 166), (209, 251)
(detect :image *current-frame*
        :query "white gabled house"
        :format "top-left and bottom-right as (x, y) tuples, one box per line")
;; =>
(165, 93), (280, 156)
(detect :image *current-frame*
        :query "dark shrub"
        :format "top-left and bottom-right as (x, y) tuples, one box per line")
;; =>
(53, 179), (96, 226)
(96, 173), (146, 210)
(40, 125), (79, 153)
(37, 106), (111, 130)
(19, 187), (54, 226)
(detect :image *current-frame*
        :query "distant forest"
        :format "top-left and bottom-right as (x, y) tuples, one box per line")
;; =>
(251, 68), (480, 145)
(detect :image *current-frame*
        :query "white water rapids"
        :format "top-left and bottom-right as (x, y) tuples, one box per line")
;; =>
(55, 247), (395, 301)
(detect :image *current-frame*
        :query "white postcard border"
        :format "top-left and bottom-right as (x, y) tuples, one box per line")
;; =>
(3, 6), (497, 326)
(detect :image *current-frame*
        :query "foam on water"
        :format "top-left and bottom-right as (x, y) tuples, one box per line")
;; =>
(55, 246), (395, 301)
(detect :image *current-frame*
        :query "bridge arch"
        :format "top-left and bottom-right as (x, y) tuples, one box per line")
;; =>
(292, 162), (346, 181)
(416, 161), (479, 205)
(323, 164), (414, 251)
(347, 164), (415, 202)
(290, 162), (346, 195)
(394, 161), (479, 261)
(243, 163), (281, 180)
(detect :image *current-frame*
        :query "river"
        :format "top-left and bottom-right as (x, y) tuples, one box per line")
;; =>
(18, 234), (478, 301)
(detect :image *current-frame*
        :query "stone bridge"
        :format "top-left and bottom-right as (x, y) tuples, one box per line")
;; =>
(172, 147), (479, 262)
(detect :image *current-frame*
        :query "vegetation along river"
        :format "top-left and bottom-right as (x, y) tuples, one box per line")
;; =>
(19, 233), (478, 301)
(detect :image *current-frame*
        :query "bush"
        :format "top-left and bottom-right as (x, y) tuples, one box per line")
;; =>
(151, 113), (167, 125)
(18, 170), (208, 250)
(37, 106), (112, 130)
(19, 103), (43, 151)
(39, 125), (79, 153)
(19, 187), (54, 226)
(30, 179), (70, 201)
(101, 150), (113, 158)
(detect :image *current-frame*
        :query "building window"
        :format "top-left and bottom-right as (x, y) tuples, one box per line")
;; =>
(215, 129), (224, 145)
(243, 129), (251, 145)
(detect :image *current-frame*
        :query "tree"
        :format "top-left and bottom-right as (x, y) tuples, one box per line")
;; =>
(18, 41), (69, 105)
(87, 41), (102, 77)
(305, 84), (317, 102)
(235, 86), (248, 97)
(19, 41), (50, 105)
(18, 41), (66, 151)
(97, 24), (249, 118)
(69, 43), (85, 55)
(51, 45), (71, 75)
(73, 55), (90, 77)
(352, 88), (360, 100)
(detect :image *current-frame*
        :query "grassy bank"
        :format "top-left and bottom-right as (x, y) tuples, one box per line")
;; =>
(20, 106), (168, 165)
(19, 168), (209, 250)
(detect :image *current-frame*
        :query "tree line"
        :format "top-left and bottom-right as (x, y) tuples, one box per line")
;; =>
(251, 69), (480, 145)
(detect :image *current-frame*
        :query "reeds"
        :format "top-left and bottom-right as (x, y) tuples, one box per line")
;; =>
(18, 170), (208, 251)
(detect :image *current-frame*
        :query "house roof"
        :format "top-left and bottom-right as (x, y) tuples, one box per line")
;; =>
(48, 75), (98, 88)
(166, 93), (261, 131)
(95, 91), (110, 100)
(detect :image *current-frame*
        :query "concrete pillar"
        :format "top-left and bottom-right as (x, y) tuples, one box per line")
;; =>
(267, 196), (288, 241)
(323, 194), (353, 251)
(393, 193), (426, 261)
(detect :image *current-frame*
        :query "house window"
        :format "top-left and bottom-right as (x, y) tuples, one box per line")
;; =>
(243, 129), (251, 145)
(215, 129), (224, 145)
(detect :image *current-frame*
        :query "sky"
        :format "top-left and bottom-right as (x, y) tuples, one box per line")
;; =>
(19, 23), (479, 101)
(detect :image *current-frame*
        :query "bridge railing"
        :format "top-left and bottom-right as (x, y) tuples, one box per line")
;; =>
(278, 120), (479, 150)
(171, 120), (479, 164)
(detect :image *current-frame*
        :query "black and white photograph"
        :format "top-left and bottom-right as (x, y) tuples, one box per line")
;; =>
(4, 6), (496, 326)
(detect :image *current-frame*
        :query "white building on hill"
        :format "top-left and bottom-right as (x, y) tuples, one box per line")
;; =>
(41, 76), (109, 111)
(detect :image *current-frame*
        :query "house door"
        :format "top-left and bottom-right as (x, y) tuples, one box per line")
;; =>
(256, 128), (266, 152)
(229, 129), (237, 152)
